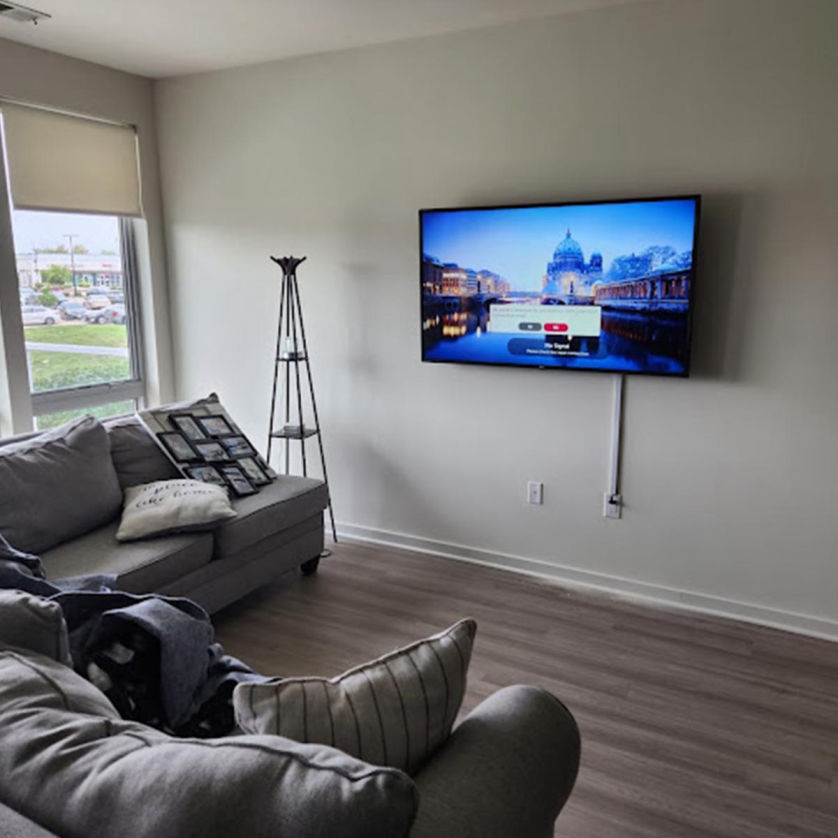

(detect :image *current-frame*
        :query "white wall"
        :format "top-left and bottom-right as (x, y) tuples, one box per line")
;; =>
(0, 37), (176, 421)
(155, 0), (838, 635)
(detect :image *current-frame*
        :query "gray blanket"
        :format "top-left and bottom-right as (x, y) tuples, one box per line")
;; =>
(0, 534), (268, 737)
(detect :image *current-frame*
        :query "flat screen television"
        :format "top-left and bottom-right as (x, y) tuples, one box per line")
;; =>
(420, 195), (700, 376)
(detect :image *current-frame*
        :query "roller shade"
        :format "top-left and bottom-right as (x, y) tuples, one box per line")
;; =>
(1, 104), (142, 217)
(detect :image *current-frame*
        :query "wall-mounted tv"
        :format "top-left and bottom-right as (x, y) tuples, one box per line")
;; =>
(420, 195), (700, 376)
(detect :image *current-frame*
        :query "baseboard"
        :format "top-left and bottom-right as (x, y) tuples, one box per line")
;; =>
(335, 522), (838, 643)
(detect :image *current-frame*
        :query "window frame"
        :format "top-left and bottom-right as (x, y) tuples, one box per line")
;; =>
(0, 108), (147, 434)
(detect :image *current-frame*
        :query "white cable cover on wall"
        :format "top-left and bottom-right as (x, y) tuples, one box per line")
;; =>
(1, 103), (142, 217)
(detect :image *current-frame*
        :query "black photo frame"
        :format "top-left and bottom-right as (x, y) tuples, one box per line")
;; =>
(237, 456), (270, 486)
(192, 439), (230, 463)
(221, 465), (258, 496)
(220, 435), (256, 458)
(196, 414), (235, 437)
(257, 456), (278, 479)
(157, 432), (197, 463)
(169, 413), (208, 442)
(185, 464), (227, 486)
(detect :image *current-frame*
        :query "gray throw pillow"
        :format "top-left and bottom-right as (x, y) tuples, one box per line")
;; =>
(0, 648), (418, 838)
(0, 415), (122, 554)
(234, 618), (477, 774)
(106, 416), (180, 489)
(0, 590), (71, 665)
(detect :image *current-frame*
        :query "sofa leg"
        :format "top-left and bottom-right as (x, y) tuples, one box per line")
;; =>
(300, 557), (320, 576)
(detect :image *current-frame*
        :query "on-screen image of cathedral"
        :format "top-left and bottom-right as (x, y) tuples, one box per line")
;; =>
(541, 229), (603, 303)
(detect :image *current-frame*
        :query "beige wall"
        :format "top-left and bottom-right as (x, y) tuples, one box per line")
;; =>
(155, 0), (838, 636)
(0, 37), (175, 419)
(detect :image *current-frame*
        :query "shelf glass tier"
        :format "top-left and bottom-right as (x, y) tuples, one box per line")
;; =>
(271, 425), (319, 440)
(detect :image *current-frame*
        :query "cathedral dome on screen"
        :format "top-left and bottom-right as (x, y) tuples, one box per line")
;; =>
(543, 228), (604, 303)
(552, 229), (584, 271)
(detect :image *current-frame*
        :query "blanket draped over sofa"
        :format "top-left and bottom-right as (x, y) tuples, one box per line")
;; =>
(0, 534), (267, 737)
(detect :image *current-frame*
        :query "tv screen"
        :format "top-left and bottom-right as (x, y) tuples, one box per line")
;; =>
(420, 195), (700, 376)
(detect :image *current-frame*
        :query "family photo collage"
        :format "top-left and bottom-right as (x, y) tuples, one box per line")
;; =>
(139, 400), (277, 497)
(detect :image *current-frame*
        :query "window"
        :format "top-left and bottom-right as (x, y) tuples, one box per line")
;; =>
(11, 210), (143, 423)
(0, 102), (145, 433)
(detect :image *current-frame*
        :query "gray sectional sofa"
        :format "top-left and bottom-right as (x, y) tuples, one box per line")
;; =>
(0, 587), (581, 838)
(0, 412), (328, 612)
(0, 414), (582, 836)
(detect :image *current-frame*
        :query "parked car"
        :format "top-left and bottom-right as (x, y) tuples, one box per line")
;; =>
(21, 305), (58, 326)
(85, 304), (125, 325)
(58, 301), (87, 320)
(107, 291), (125, 305)
(85, 293), (111, 309)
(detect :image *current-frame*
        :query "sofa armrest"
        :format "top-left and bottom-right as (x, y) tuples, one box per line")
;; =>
(0, 801), (59, 838)
(410, 685), (580, 838)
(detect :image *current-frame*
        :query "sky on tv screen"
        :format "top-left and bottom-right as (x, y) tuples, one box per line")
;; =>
(421, 199), (697, 292)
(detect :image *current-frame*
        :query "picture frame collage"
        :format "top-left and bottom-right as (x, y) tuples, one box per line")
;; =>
(153, 411), (276, 497)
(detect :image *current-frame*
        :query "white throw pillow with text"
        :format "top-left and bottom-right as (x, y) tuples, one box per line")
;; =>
(116, 479), (236, 542)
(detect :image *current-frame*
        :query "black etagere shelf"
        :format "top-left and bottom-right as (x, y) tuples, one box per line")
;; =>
(266, 255), (336, 542)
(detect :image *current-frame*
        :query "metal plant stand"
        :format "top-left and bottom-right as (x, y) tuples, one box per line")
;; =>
(267, 255), (336, 544)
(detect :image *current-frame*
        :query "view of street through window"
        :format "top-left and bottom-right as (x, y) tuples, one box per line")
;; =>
(12, 211), (135, 424)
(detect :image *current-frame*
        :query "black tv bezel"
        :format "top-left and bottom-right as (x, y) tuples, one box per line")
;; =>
(418, 193), (701, 378)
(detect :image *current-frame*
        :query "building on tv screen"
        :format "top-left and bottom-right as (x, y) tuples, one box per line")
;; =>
(420, 197), (699, 376)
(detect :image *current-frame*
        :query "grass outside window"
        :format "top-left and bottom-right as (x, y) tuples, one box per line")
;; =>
(25, 324), (131, 393)
(25, 324), (127, 348)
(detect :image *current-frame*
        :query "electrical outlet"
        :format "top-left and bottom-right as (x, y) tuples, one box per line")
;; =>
(603, 492), (622, 519)
(527, 480), (543, 505)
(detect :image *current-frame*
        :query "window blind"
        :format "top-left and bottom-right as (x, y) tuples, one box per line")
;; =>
(1, 104), (142, 217)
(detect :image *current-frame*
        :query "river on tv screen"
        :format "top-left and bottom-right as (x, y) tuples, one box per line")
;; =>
(420, 197), (698, 375)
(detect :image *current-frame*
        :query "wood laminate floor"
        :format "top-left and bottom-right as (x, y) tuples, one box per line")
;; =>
(213, 541), (838, 838)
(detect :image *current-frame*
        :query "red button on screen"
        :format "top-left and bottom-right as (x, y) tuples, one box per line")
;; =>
(544, 323), (569, 333)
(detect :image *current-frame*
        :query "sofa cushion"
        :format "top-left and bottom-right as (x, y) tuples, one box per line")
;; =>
(235, 619), (477, 774)
(116, 480), (236, 542)
(214, 476), (328, 558)
(0, 590), (71, 665)
(0, 415), (122, 554)
(106, 416), (180, 490)
(0, 648), (418, 838)
(0, 647), (120, 719)
(41, 521), (214, 594)
(156, 514), (324, 612)
(0, 800), (59, 838)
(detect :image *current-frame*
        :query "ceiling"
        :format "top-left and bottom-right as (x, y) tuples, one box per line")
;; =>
(0, 0), (647, 79)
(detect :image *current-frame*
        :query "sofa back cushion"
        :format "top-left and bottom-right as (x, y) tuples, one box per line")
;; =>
(106, 416), (180, 490)
(0, 648), (418, 838)
(0, 415), (122, 554)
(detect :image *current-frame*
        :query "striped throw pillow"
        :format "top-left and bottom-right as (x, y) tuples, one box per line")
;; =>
(233, 618), (477, 774)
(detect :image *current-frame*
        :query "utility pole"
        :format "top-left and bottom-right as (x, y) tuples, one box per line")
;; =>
(63, 234), (78, 297)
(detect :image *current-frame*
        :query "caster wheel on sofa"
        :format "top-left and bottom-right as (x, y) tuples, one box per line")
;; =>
(300, 557), (320, 576)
